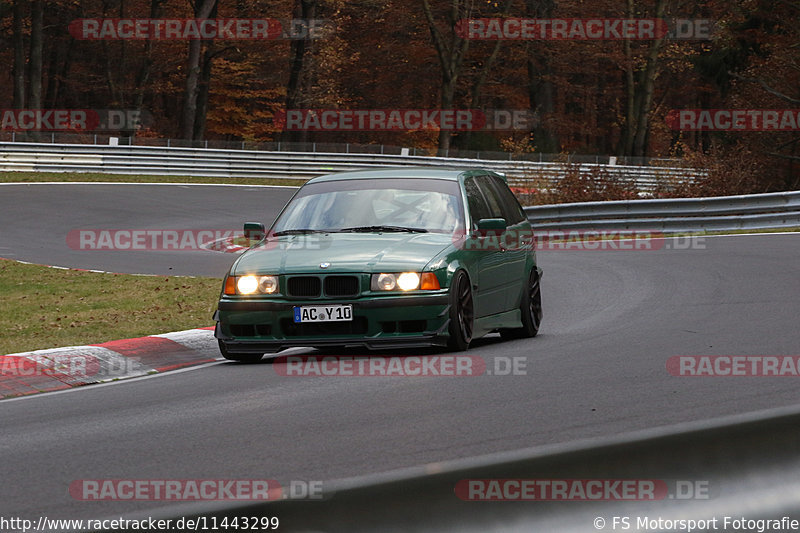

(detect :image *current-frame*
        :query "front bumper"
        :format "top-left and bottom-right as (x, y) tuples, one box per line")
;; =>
(215, 292), (451, 354)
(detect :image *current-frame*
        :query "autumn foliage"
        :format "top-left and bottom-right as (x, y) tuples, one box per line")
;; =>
(0, 0), (797, 194)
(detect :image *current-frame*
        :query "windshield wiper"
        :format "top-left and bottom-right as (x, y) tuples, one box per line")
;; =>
(272, 229), (331, 236)
(339, 225), (428, 233)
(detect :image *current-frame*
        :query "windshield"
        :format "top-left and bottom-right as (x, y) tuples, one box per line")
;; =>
(271, 178), (464, 234)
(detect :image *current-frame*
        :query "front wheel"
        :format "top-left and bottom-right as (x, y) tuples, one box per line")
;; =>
(500, 269), (542, 340)
(218, 339), (264, 363)
(447, 271), (474, 351)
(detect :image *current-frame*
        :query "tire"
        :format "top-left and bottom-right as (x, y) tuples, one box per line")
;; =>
(447, 270), (474, 351)
(500, 269), (542, 340)
(218, 339), (264, 363)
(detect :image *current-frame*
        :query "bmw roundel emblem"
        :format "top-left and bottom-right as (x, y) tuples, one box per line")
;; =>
(320, 262), (331, 269)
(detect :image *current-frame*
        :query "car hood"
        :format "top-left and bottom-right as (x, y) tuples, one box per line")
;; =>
(232, 232), (454, 274)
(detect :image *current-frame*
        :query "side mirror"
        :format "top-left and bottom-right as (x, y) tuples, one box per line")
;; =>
(243, 222), (266, 241)
(476, 218), (507, 231)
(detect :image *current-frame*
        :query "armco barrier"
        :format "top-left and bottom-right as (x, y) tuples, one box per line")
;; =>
(111, 404), (800, 532)
(526, 190), (800, 232)
(0, 142), (703, 192)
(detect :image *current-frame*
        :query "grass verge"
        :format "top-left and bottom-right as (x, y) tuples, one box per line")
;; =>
(0, 260), (220, 355)
(0, 171), (306, 187)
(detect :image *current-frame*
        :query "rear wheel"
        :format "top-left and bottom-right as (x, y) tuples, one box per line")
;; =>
(218, 339), (264, 363)
(500, 269), (542, 340)
(447, 271), (474, 351)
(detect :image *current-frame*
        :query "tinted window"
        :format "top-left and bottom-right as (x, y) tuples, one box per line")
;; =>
(464, 177), (491, 227)
(475, 175), (506, 220)
(486, 175), (526, 224)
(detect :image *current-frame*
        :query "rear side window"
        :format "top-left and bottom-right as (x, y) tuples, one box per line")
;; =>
(475, 176), (505, 219)
(476, 175), (523, 223)
(486, 175), (526, 224)
(464, 177), (492, 227)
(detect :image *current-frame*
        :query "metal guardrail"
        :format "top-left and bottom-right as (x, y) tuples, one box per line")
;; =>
(114, 403), (800, 532)
(0, 131), (682, 166)
(526, 190), (800, 233)
(0, 142), (704, 192)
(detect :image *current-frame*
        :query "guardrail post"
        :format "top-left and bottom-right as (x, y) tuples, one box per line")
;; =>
(205, 140), (208, 149)
(167, 138), (171, 147)
(51, 133), (55, 143)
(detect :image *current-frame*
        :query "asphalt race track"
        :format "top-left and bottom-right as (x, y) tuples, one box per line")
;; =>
(0, 183), (298, 276)
(2, 183), (800, 522)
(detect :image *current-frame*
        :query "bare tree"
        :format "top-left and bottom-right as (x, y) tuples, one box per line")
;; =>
(29, 0), (43, 110)
(12, 0), (25, 109)
(525, 0), (558, 153)
(621, 0), (667, 157)
(180, 0), (218, 140)
(421, 0), (471, 155)
(283, 0), (317, 144)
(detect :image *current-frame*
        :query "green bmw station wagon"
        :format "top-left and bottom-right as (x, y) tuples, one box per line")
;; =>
(214, 169), (542, 362)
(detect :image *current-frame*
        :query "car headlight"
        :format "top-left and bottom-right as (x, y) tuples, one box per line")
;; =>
(397, 272), (420, 291)
(224, 275), (279, 295)
(375, 273), (397, 291)
(371, 272), (440, 291)
(259, 276), (278, 294)
(237, 275), (259, 294)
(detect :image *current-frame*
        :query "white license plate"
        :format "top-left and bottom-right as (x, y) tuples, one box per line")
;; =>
(293, 305), (353, 323)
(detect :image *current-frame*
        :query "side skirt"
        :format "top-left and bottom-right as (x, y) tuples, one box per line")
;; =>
(474, 309), (522, 337)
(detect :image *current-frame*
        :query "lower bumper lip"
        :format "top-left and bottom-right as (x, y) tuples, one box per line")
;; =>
(216, 335), (448, 354)
(216, 293), (449, 312)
